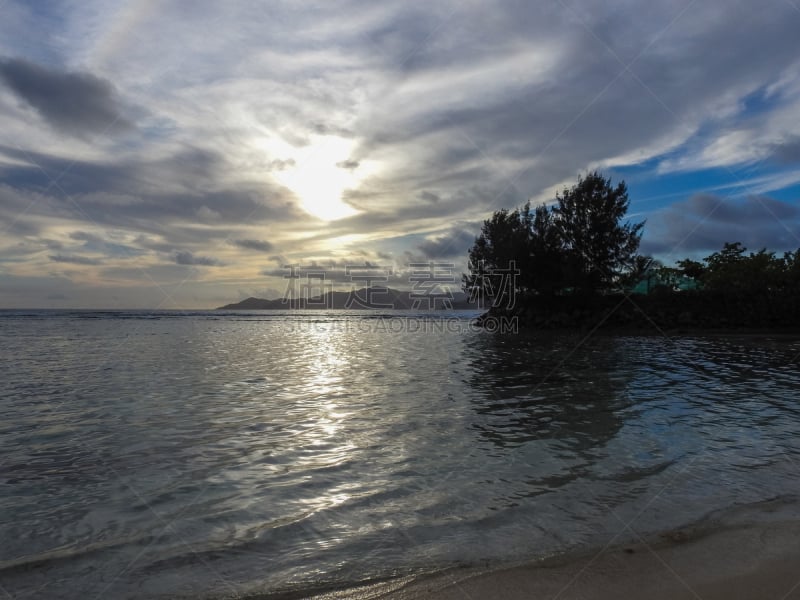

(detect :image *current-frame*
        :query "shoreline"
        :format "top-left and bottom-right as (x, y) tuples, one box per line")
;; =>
(475, 290), (800, 334)
(517, 327), (800, 337)
(476, 312), (800, 337)
(268, 496), (800, 600)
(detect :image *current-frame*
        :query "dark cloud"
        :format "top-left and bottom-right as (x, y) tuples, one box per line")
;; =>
(0, 146), (303, 246)
(99, 264), (201, 285)
(418, 191), (441, 203)
(69, 231), (103, 242)
(0, 145), (222, 197)
(174, 251), (221, 266)
(230, 239), (273, 252)
(310, 122), (354, 138)
(42, 239), (63, 250)
(0, 57), (133, 136)
(641, 194), (800, 257)
(267, 158), (295, 171)
(3, 218), (41, 236)
(771, 136), (800, 164)
(418, 228), (476, 259)
(260, 262), (408, 286)
(66, 230), (147, 258)
(336, 159), (360, 170)
(49, 254), (102, 265)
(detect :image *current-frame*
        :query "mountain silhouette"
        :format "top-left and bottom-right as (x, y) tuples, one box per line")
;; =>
(217, 287), (478, 310)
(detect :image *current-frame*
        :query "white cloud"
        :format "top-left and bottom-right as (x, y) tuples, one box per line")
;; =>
(2, 0), (800, 306)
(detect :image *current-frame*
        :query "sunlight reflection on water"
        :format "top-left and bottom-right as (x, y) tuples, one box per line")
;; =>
(1, 310), (800, 599)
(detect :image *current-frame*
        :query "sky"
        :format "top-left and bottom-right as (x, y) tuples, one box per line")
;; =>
(1, 0), (799, 308)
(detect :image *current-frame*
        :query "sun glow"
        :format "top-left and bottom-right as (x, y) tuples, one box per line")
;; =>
(271, 135), (365, 221)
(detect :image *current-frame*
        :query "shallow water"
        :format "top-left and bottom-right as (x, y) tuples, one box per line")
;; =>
(1, 310), (799, 599)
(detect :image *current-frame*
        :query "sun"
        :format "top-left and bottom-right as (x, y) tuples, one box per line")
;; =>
(271, 135), (363, 221)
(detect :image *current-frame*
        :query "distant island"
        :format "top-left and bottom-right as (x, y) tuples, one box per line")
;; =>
(217, 287), (479, 310)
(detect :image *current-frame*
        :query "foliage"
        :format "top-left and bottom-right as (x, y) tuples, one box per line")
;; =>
(464, 172), (800, 308)
(675, 258), (706, 281)
(464, 172), (645, 298)
(553, 172), (644, 293)
(527, 203), (565, 294)
(700, 244), (790, 293)
(638, 243), (800, 296)
(463, 204), (534, 304)
(621, 255), (660, 292)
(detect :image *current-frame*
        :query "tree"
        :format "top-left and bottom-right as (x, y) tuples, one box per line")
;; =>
(783, 250), (800, 291)
(527, 203), (565, 295)
(463, 171), (643, 300)
(622, 255), (660, 292)
(702, 243), (789, 293)
(552, 172), (644, 294)
(702, 242), (748, 292)
(675, 258), (706, 283)
(463, 201), (568, 302)
(704, 242), (746, 269)
(463, 204), (533, 304)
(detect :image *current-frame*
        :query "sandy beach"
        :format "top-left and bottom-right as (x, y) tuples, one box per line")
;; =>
(300, 497), (800, 600)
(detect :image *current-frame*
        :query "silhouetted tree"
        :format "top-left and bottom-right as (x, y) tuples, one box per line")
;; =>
(702, 242), (749, 292)
(703, 244), (787, 293)
(622, 255), (660, 292)
(528, 203), (565, 295)
(675, 258), (706, 284)
(783, 250), (800, 291)
(463, 204), (533, 304)
(552, 172), (644, 294)
(464, 172), (643, 300)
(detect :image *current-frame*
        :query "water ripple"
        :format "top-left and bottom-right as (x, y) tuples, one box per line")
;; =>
(2, 313), (800, 598)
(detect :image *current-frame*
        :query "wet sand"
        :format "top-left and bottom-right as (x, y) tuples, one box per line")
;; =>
(300, 497), (800, 600)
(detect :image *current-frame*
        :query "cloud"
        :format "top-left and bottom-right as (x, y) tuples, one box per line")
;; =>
(2, 1), (800, 307)
(65, 230), (147, 258)
(49, 254), (102, 265)
(230, 239), (273, 252)
(336, 159), (360, 170)
(42, 239), (63, 250)
(772, 136), (800, 164)
(0, 57), (133, 137)
(69, 231), (103, 243)
(174, 251), (221, 266)
(641, 194), (800, 258)
(418, 191), (441, 203)
(267, 158), (295, 171)
(0, 145), (303, 246)
(260, 262), (409, 286)
(417, 228), (476, 259)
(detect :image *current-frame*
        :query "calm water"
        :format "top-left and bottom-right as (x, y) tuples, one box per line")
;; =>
(1, 310), (800, 599)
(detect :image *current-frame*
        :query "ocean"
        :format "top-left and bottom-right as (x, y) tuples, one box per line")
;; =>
(1, 309), (799, 599)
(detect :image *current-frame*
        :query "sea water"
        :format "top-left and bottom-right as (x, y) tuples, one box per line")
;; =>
(2, 310), (799, 598)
